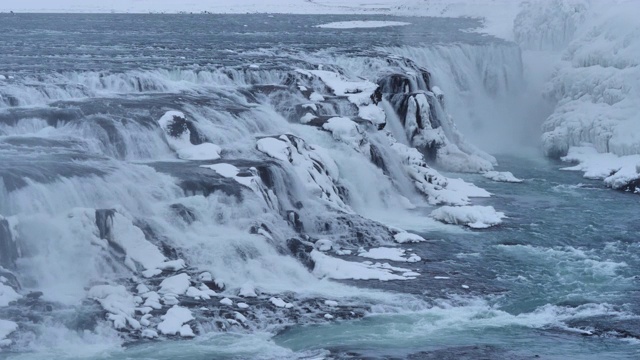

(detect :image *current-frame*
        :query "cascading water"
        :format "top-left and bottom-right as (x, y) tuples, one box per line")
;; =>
(1, 12), (638, 360)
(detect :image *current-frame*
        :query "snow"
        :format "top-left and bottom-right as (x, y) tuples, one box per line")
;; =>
(0, 283), (21, 307)
(88, 285), (139, 330)
(316, 21), (411, 29)
(324, 314), (334, 319)
(445, 178), (492, 198)
(358, 104), (387, 127)
(0, 320), (18, 347)
(304, 69), (378, 109)
(310, 250), (416, 281)
(141, 329), (158, 339)
(176, 143), (222, 161)
(186, 286), (214, 300)
(159, 273), (191, 295)
(393, 232), (425, 244)
(179, 324), (195, 337)
(560, 146), (640, 191)
(238, 283), (257, 297)
(322, 117), (364, 149)
(358, 247), (421, 263)
(109, 211), (168, 273)
(388, 137), (488, 206)
(157, 306), (194, 336)
(324, 300), (338, 307)
(256, 137), (290, 162)
(430, 205), (505, 229)
(158, 111), (222, 161)
(256, 135), (350, 211)
(200, 163), (265, 193)
(142, 291), (162, 309)
(533, 1), (640, 170)
(482, 171), (523, 183)
(220, 297), (233, 306)
(237, 302), (249, 309)
(315, 239), (333, 252)
(269, 297), (293, 308)
(309, 92), (325, 102)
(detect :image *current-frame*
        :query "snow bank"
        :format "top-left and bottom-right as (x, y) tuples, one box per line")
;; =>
(393, 232), (425, 244)
(316, 21), (410, 29)
(310, 250), (418, 281)
(430, 205), (505, 229)
(358, 247), (421, 263)
(482, 171), (523, 183)
(561, 146), (640, 192)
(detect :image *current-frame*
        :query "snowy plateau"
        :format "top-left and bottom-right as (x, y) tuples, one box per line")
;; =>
(0, 0), (639, 358)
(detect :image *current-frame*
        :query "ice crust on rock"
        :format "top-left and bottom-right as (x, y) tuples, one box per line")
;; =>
(430, 205), (505, 229)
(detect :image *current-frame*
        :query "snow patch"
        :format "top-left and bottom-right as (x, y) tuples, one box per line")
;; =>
(482, 171), (523, 183)
(157, 306), (194, 336)
(430, 205), (505, 229)
(316, 20), (411, 29)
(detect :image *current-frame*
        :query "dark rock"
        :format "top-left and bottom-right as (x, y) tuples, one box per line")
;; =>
(287, 210), (304, 233)
(286, 238), (315, 270)
(95, 209), (116, 242)
(0, 217), (19, 270)
(164, 114), (203, 145)
(170, 204), (197, 224)
(369, 144), (388, 174)
(0, 268), (20, 291)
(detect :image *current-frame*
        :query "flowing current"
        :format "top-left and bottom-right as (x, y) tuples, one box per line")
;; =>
(0, 13), (638, 359)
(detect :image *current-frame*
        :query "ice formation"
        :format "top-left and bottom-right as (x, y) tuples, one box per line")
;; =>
(515, 0), (640, 191)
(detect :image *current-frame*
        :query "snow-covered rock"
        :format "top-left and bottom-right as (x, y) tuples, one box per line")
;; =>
(393, 232), (425, 244)
(430, 205), (505, 229)
(158, 111), (222, 160)
(561, 146), (640, 192)
(88, 285), (140, 330)
(358, 247), (421, 263)
(157, 306), (194, 336)
(269, 297), (293, 308)
(482, 171), (523, 183)
(310, 250), (417, 281)
(256, 134), (350, 211)
(159, 273), (191, 295)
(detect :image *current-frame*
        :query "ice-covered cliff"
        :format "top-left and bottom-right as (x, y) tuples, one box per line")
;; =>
(515, 0), (640, 192)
